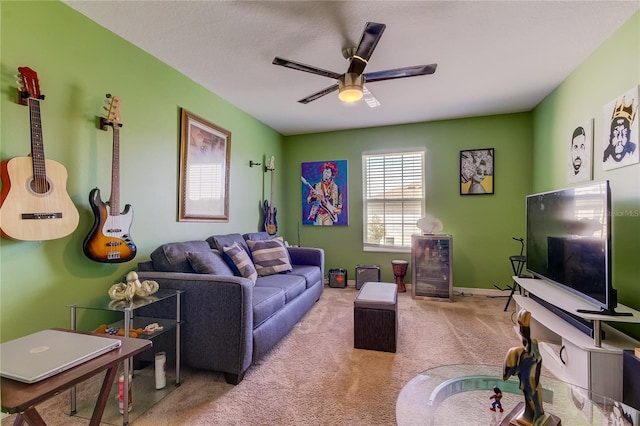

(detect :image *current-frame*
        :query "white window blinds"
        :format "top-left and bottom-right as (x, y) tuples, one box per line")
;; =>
(363, 151), (424, 249)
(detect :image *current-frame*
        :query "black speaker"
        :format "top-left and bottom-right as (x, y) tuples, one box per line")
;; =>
(355, 265), (380, 289)
(328, 268), (347, 288)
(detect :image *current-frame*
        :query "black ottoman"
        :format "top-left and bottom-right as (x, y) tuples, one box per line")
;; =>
(354, 281), (398, 353)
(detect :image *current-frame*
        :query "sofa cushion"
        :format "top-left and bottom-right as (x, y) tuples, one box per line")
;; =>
(150, 240), (211, 273)
(243, 232), (272, 242)
(252, 286), (285, 328)
(223, 242), (258, 284)
(209, 233), (250, 254)
(255, 274), (306, 303)
(246, 237), (292, 276)
(208, 233), (252, 273)
(186, 250), (235, 276)
(244, 233), (293, 267)
(289, 265), (323, 289)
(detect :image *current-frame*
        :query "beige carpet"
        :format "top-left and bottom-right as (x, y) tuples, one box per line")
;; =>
(2, 287), (521, 425)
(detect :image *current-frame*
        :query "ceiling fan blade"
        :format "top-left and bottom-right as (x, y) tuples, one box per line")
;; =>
(298, 84), (339, 104)
(364, 64), (437, 83)
(273, 57), (342, 80)
(362, 86), (381, 108)
(347, 22), (386, 75)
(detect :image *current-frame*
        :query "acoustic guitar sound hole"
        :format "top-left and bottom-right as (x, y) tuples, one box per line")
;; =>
(29, 178), (51, 195)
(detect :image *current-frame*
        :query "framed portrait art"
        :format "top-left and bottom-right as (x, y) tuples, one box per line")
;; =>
(460, 148), (494, 195)
(602, 85), (639, 171)
(567, 119), (593, 183)
(178, 108), (231, 222)
(301, 160), (348, 226)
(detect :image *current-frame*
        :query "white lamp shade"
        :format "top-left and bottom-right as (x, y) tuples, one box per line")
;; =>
(338, 73), (364, 103)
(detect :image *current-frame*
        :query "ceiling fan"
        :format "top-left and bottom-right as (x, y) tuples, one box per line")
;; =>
(272, 22), (437, 107)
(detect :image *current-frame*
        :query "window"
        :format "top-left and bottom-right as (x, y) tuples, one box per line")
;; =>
(363, 151), (424, 251)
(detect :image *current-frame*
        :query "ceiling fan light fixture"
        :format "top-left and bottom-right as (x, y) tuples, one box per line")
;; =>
(338, 73), (364, 103)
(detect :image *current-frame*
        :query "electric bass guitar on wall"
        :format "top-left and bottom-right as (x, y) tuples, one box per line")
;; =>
(0, 67), (79, 241)
(82, 94), (137, 263)
(263, 156), (277, 235)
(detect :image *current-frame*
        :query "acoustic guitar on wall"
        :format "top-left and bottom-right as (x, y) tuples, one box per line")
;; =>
(0, 67), (79, 241)
(83, 94), (136, 262)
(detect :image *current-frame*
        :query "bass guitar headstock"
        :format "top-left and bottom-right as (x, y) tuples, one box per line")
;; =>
(266, 155), (275, 172)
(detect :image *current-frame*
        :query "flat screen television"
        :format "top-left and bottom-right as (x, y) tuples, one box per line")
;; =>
(526, 180), (628, 317)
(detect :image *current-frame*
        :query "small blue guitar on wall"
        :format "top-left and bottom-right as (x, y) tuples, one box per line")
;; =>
(263, 156), (277, 236)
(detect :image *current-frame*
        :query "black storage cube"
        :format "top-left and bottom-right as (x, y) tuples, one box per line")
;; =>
(355, 265), (380, 289)
(328, 268), (347, 288)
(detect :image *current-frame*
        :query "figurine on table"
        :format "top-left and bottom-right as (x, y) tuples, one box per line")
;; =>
(489, 386), (504, 412)
(503, 308), (550, 426)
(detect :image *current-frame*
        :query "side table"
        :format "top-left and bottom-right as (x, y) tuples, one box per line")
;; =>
(1, 329), (150, 426)
(68, 289), (182, 425)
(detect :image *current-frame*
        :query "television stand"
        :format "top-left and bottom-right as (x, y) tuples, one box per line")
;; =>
(512, 276), (640, 401)
(576, 307), (634, 316)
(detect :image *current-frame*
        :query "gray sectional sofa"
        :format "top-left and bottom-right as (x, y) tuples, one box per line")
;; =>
(135, 232), (324, 384)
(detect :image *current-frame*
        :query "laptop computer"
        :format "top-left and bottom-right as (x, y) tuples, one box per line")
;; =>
(0, 329), (122, 383)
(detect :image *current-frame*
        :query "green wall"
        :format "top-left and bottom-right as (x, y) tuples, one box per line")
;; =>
(532, 11), (640, 338)
(0, 1), (283, 341)
(282, 114), (533, 287)
(1, 2), (638, 343)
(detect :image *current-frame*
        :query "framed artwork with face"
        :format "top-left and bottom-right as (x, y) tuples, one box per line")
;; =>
(460, 148), (494, 195)
(567, 119), (593, 183)
(602, 85), (639, 171)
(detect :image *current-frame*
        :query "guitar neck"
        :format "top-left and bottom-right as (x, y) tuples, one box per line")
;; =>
(269, 169), (275, 207)
(109, 125), (121, 215)
(28, 98), (47, 184)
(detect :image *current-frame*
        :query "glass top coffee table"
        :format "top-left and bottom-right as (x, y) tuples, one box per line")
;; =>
(396, 364), (639, 426)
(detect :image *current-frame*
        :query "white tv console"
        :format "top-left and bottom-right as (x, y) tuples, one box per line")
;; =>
(513, 277), (640, 401)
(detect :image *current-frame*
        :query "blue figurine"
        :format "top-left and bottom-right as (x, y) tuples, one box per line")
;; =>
(490, 386), (503, 412)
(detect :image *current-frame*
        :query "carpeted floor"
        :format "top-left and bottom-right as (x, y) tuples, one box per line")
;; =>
(2, 286), (522, 425)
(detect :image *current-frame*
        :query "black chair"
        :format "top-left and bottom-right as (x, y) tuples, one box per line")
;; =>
(495, 237), (527, 311)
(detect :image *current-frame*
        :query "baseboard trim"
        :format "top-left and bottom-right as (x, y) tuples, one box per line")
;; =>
(454, 286), (505, 297)
(324, 280), (507, 297)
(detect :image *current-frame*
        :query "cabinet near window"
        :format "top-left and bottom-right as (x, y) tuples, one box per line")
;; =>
(411, 234), (453, 301)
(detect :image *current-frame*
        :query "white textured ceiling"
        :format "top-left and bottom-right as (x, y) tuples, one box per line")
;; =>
(63, 1), (639, 136)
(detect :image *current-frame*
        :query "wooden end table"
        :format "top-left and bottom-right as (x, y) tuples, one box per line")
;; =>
(1, 329), (151, 426)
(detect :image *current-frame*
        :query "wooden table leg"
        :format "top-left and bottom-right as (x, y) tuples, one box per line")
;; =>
(89, 365), (119, 426)
(12, 413), (24, 426)
(14, 408), (46, 426)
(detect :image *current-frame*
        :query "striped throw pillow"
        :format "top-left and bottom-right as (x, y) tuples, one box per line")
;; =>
(247, 237), (292, 276)
(222, 242), (257, 284)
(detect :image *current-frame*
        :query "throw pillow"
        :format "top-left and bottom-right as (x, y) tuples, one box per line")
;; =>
(222, 242), (257, 284)
(247, 237), (293, 276)
(186, 250), (235, 276)
(150, 240), (211, 273)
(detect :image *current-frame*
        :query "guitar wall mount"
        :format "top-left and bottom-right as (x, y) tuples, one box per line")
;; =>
(17, 89), (44, 106)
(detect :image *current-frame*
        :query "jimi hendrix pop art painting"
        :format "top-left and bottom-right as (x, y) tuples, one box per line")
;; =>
(301, 160), (348, 226)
